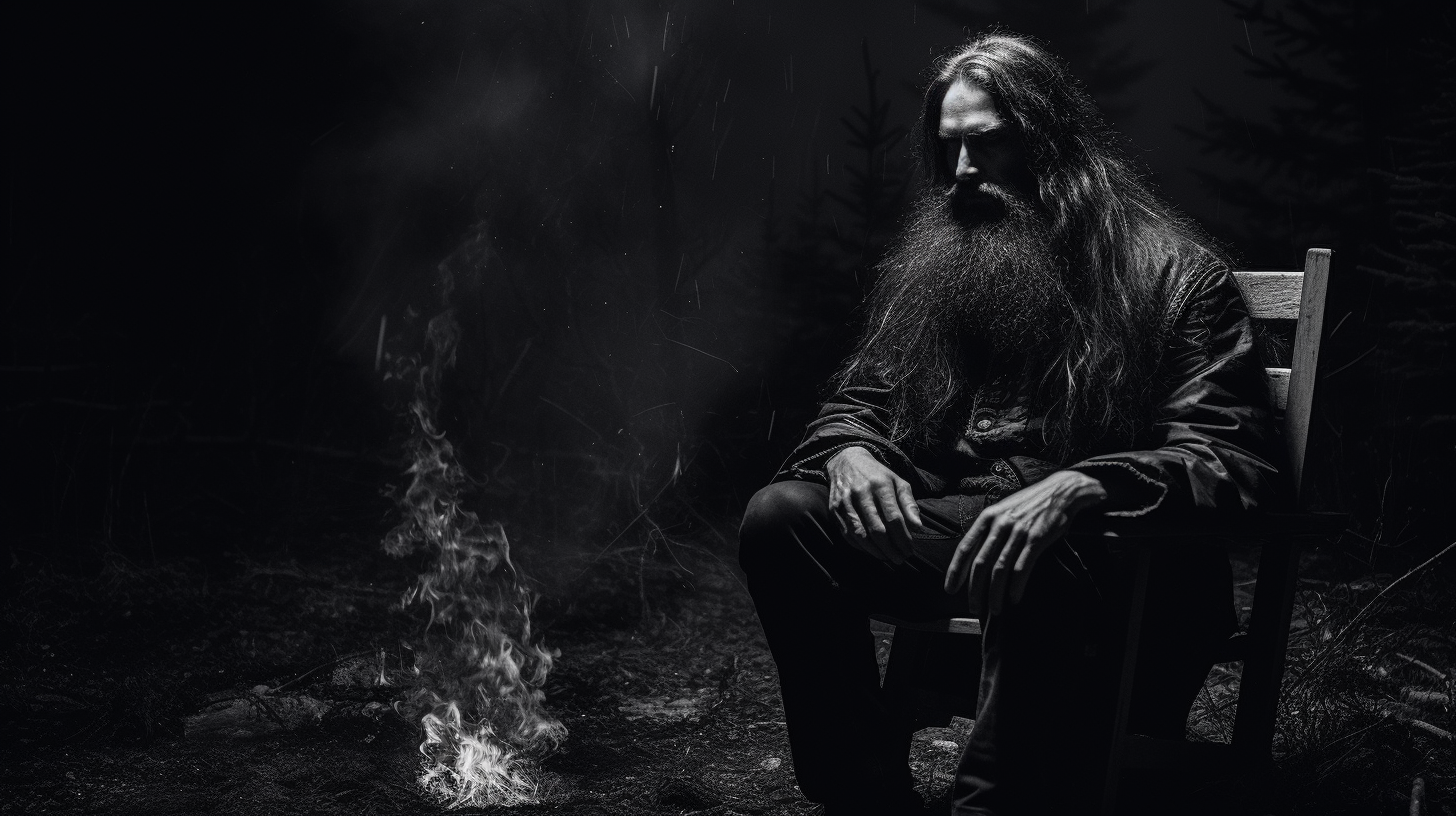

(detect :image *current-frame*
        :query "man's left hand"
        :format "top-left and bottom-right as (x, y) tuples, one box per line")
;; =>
(944, 469), (1109, 616)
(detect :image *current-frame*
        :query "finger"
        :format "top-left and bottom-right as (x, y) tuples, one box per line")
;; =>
(1008, 523), (1055, 605)
(843, 490), (892, 562)
(831, 487), (866, 540)
(987, 525), (1029, 616)
(838, 509), (881, 559)
(829, 491), (855, 538)
(945, 514), (991, 593)
(873, 484), (914, 561)
(894, 480), (926, 532)
(966, 519), (1012, 615)
(852, 489), (900, 562)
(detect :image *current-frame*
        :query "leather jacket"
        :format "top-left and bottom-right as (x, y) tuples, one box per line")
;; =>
(775, 244), (1285, 521)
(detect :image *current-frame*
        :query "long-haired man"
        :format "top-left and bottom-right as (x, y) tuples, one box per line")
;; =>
(739, 32), (1280, 816)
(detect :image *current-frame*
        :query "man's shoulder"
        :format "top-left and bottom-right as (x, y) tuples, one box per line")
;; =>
(1139, 226), (1233, 326)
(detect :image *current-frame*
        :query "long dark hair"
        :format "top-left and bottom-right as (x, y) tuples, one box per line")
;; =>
(844, 31), (1226, 459)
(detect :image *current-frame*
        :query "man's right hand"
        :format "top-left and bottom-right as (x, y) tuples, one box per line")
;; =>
(825, 446), (926, 564)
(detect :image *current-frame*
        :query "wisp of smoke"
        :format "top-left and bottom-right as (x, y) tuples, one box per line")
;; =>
(382, 250), (566, 808)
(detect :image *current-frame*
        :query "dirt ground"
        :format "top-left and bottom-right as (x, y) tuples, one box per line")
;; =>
(0, 535), (905, 816)
(1, 531), (1450, 815)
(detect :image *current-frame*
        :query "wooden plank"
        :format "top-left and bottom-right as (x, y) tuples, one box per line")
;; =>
(1121, 735), (1237, 771)
(1232, 537), (1301, 760)
(1233, 270), (1304, 320)
(871, 613), (982, 636)
(1101, 546), (1153, 815)
(1285, 249), (1333, 502)
(1266, 367), (1290, 412)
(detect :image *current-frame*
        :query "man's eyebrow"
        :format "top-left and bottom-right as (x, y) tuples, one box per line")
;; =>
(939, 123), (1012, 138)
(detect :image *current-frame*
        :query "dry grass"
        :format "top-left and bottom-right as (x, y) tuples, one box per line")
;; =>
(1187, 541), (1456, 815)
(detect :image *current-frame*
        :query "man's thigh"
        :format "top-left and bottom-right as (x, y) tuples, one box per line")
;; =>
(740, 480), (970, 621)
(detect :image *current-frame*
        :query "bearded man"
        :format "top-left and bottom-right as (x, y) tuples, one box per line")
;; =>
(738, 33), (1281, 816)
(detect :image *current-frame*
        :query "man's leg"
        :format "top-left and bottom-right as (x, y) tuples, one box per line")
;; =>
(739, 480), (960, 811)
(947, 538), (1118, 816)
(741, 482), (1229, 815)
(948, 540), (1233, 816)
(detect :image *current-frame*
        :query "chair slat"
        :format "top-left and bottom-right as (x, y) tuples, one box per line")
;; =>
(1232, 271), (1304, 319)
(1285, 249), (1332, 502)
(870, 613), (982, 636)
(1265, 367), (1290, 412)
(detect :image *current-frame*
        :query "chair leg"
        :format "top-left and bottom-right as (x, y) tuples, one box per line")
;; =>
(882, 626), (926, 710)
(882, 626), (981, 731)
(1100, 545), (1153, 816)
(1233, 535), (1301, 760)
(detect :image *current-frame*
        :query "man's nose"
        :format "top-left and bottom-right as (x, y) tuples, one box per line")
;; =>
(954, 143), (980, 180)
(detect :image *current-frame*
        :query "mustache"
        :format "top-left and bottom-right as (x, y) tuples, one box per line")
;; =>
(943, 181), (1029, 223)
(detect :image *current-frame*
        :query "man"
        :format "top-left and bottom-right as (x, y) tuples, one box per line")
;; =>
(738, 32), (1281, 816)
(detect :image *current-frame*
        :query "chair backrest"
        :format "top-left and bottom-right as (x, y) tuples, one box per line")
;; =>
(1230, 248), (1333, 505)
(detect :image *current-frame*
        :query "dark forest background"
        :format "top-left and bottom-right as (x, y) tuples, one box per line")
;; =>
(5, 0), (1452, 613)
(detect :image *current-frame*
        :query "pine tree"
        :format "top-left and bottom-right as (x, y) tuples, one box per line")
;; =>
(1192, 0), (1456, 541)
(826, 40), (910, 287)
(1356, 19), (1456, 540)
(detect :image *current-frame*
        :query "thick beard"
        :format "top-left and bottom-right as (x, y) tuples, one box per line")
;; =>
(842, 183), (1068, 444)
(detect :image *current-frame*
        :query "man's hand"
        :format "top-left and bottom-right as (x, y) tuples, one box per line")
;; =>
(944, 469), (1109, 616)
(825, 446), (926, 564)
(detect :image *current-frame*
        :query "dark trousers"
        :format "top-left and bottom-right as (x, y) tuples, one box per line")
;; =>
(738, 480), (1233, 815)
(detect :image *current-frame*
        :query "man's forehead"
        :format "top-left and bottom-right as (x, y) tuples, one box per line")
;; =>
(938, 79), (1007, 136)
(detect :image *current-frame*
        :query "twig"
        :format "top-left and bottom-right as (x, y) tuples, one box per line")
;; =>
(663, 337), (739, 372)
(668, 539), (752, 596)
(270, 649), (376, 693)
(1322, 711), (1393, 750)
(631, 402), (677, 417)
(1405, 719), (1453, 741)
(1401, 688), (1450, 706)
(572, 477), (678, 581)
(1325, 541), (1456, 652)
(682, 502), (732, 548)
(1393, 652), (1449, 682)
(498, 338), (533, 399)
(1321, 344), (1378, 380)
(538, 397), (604, 440)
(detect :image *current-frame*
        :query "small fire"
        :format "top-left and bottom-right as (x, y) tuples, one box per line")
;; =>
(383, 262), (565, 808)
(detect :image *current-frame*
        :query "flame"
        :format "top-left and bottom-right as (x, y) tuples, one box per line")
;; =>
(383, 266), (565, 808)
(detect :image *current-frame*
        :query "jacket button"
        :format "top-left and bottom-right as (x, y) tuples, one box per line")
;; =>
(974, 419), (993, 431)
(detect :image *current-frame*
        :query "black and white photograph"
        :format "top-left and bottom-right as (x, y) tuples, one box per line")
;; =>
(4, 1), (1453, 814)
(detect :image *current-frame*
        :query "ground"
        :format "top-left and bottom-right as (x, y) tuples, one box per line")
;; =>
(1, 530), (1450, 815)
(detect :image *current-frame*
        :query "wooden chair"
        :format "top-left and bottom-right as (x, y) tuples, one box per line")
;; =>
(873, 248), (1347, 814)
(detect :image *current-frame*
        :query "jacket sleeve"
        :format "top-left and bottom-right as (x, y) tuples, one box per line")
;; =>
(772, 383), (923, 489)
(1068, 265), (1284, 517)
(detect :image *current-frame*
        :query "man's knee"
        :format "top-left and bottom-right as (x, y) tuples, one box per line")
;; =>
(738, 480), (828, 574)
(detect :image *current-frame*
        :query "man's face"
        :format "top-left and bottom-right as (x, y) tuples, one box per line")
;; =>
(937, 79), (1036, 212)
